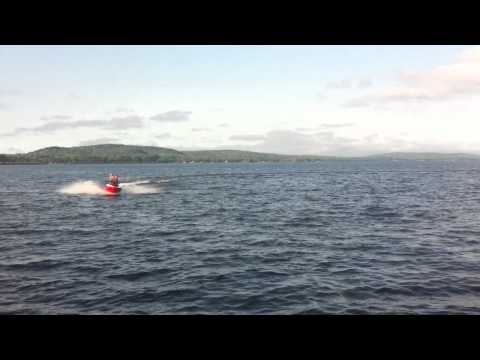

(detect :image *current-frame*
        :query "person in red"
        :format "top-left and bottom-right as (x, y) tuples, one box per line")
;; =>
(109, 174), (119, 186)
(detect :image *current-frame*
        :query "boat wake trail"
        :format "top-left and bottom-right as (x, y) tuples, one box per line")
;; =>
(58, 179), (165, 195)
(59, 180), (105, 195)
(121, 180), (163, 194)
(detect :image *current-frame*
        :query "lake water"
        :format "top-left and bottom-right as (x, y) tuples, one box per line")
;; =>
(1, 160), (480, 314)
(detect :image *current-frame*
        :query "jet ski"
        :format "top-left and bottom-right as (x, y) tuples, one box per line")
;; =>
(104, 183), (121, 195)
(105, 174), (121, 195)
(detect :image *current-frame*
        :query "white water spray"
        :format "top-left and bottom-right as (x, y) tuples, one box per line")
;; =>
(121, 180), (162, 194)
(58, 179), (163, 195)
(59, 180), (105, 195)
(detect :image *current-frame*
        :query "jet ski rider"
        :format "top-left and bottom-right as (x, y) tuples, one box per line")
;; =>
(109, 174), (119, 186)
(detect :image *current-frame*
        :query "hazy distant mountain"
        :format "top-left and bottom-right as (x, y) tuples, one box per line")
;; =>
(0, 144), (325, 164)
(2, 145), (480, 164)
(366, 152), (480, 160)
(181, 150), (329, 162)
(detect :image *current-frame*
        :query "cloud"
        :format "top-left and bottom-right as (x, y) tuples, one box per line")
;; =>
(191, 128), (210, 132)
(155, 132), (171, 139)
(40, 115), (72, 121)
(105, 116), (143, 129)
(318, 122), (355, 129)
(227, 130), (398, 156)
(345, 46), (480, 106)
(150, 110), (192, 122)
(78, 138), (120, 146)
(458, 46), (480, 63)
(218, 123), (229, 128)
(5, 147), (24, 154)
(190, 128), (480, 156)
(229, 134), (266, 141)
(229, 130), (339, 155)
(357, 79), (372, 89)
(115, 107), (134, 113)
(0, 116), (144, 137)
(364, 133), (380, 143)
(17, 120), (107, 135)
(260, 130), (337, 155)
(343, 98), (371, 108)
(326, 79), (352, 89)
(326, 79), (371, 90)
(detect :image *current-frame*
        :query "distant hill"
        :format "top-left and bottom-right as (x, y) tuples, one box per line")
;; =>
(2, 146), (480, 164)
(0, 144), (325, 164)
(181, 150), (328, 162)
(1, 144), (182, 164)
(367, 152), (480, 160)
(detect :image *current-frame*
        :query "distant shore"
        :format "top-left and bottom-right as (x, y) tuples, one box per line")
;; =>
(1, 144), (480, 164)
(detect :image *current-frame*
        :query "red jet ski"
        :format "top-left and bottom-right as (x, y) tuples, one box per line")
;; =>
(105, 183), (121, 195)
(105, 174), (121, 195)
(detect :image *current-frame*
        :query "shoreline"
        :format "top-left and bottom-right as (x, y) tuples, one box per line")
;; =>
(2, 158), (480, 166)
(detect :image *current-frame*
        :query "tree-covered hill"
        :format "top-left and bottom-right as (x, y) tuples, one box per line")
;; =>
(0, 144), (325, 164)
(2, 145), (480, 164)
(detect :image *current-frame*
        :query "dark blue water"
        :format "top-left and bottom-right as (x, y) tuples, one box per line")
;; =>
(2, 160), (480, 314)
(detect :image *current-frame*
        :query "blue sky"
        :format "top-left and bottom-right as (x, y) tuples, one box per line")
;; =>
(1, 45), (478, 155)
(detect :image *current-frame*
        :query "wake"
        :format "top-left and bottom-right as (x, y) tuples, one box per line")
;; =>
(59, 180), (105, 195)
(58, 179), (164, 195)
(120, 180), (163, 194)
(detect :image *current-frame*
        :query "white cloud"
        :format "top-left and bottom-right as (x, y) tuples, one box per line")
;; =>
(4, 147), (24, 154)
(326, 79), (372, 90)
(235, 130), (351, 155)
(318, 122), (355, 129)
(326, 79), (352, 89)
(345, 46), (480, 106)
(40, 115), (72, 121)
(343, 98), (371, 108)
(105, 116), (143, 129)
(155, 132), (171, 139)
(229, 134), (266, 141)
(357, 79), (372, 89)
(1, 116), (144, 137)
(78, 138), (120, 146)
(115, 107), (134, 113)
(150, 110), (192, 122)
(459, 46), (480, 63)
(224, 129), (480, 156)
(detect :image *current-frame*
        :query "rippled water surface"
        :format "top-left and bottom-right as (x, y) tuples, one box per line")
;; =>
(2, 160), (480, 314)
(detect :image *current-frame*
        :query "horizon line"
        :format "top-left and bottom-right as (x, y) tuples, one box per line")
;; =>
(2, 143), (480, 159)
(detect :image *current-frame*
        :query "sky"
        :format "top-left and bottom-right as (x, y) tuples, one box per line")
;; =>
(1, 45), (480, 156)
